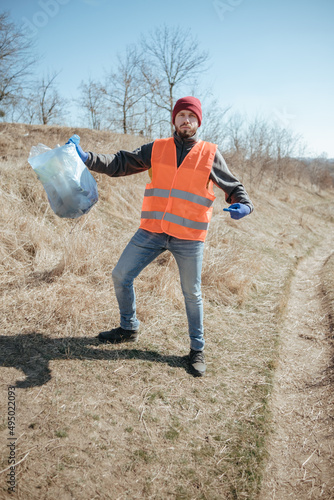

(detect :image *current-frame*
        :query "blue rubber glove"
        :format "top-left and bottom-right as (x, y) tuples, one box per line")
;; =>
(223, 203), (251, 220)
(66, 134), (89, 163)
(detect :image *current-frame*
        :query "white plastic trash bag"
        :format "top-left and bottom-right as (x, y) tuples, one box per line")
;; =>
(28, 142), (98, 219)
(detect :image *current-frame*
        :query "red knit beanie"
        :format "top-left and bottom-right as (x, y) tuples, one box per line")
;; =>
(172, 96), (202, 127)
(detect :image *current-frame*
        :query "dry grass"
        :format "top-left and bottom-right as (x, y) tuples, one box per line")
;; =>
(322, 252), (334, 334)
(0, 123), (334, 499)
(321, 250), (334, 391)
(260, 234), (334, 499)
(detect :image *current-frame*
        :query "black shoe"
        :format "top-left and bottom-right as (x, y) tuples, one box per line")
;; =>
(189, 349), (206, 377)
(97, 326), (138, 344)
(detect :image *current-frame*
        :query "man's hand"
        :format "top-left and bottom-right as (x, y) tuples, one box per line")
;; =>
(223, 203), (251, 220)
(66, 134), (88, 163)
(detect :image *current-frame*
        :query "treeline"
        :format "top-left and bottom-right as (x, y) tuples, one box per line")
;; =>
(0, 12), (208, 136)
(0, 11), (333, 192)
(215, 116), (334, 192)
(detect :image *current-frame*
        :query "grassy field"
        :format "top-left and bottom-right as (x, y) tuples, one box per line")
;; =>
(0, 123), (333, 499)
(323, 253), (334, 334)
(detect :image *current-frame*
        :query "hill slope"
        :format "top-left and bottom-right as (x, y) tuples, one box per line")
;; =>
(0, 123), (333, 499)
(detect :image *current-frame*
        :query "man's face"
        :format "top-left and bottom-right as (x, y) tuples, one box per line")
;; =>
(174, 110), (199, 138)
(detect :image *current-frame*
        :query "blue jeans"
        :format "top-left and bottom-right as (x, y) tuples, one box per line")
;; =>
(112, 229), (205, 351)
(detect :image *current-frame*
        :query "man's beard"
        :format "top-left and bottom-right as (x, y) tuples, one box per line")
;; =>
(175, 125), (196, 138)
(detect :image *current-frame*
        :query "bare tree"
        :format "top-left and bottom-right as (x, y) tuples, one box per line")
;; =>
(269, 124), (301, 190)
(35, 71), (67, 125)
(226, 112), (246, 154)
(0, 11), (37, 112)
(77, 78), (104, 130)
(7, 93), (39, 124)
(200, 97), (231, 149)
(223, 112), (304, 190)
(307, 156), (334, 192)
(102, 46), (147, 134)
(244, 116), (273, 187)
(140, 25), (209, 135)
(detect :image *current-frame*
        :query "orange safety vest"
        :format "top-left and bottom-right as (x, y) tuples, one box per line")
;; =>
(140, 138), (217, 241)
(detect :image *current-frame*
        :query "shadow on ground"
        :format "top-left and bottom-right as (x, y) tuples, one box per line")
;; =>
(0, 332), (189, 388)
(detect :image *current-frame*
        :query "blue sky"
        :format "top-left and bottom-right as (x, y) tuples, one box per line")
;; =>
(3, 0), (334, 157)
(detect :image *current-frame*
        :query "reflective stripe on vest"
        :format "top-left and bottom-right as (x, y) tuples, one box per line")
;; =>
(141, 211), (209, 230)
(144, 188), (214, 208)
(144, 188), (170, 198)
(140, 138), (217, 241)
(170, 188), (214, 208)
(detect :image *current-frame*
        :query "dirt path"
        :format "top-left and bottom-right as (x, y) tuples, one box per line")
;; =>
(260, 238), (334, 500)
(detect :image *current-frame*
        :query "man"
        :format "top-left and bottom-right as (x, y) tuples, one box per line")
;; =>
(68, 96), (253, 377)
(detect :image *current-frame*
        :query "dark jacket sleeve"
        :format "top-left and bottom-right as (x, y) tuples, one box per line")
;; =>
(210, 149), (253, 212)
(85, 142), (154, 177)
